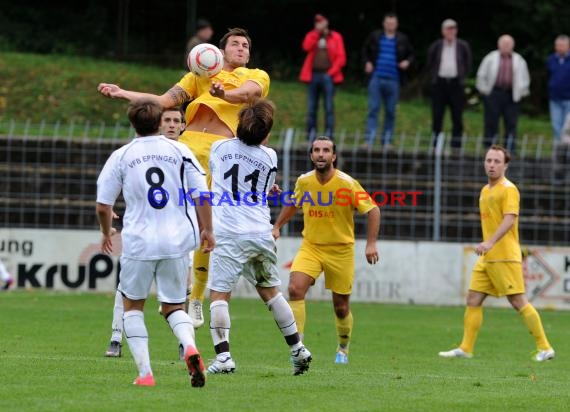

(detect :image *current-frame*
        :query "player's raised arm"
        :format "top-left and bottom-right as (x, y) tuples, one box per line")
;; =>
(272, 205), (298, 240)
(97, 83), (191, 109)
(365, 206), (381, 264)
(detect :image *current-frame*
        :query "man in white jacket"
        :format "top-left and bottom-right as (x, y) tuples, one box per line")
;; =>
(476, 35), (530, 153)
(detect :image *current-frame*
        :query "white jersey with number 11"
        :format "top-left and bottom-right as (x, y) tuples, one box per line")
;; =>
(209, 138), (278, 237)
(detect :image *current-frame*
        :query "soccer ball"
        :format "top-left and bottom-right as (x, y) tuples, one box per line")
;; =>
(187, 43), (224, 78)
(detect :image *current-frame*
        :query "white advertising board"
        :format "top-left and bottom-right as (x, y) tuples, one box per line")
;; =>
(1, 229), (569, 309)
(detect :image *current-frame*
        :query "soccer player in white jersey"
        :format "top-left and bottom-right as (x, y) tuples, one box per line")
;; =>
(96, 99), (215, 387)
(104, 107), (190, 359)
(206, 99), (312, 376)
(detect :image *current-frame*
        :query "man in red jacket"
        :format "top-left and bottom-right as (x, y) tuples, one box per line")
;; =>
(299, 14), (346, 142)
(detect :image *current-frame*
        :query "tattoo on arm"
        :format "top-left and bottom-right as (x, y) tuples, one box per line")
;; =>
(166, 86), (190, 106)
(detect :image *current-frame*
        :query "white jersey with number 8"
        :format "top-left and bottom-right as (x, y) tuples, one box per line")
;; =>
(97, 135), (208, 259)
(209, 138), (278, 237)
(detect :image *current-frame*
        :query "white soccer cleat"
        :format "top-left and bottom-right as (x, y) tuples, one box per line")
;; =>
(207, 354), (236, 374)
(534, 348), (555, 362)
(291, 346), (312, 375)
(188, 299), (204, 328)
(438, 348), (473, 359)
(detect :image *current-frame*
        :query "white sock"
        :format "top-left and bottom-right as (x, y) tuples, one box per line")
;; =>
(266, 292), (300, 348)
(123, 310), (152, 377)
(166, 309), (196, 352)
(210, 300), (231, 353)
(111, 290), (124, 343)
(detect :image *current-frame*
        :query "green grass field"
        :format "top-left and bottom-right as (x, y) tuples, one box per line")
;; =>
(0, 291), (568, 411)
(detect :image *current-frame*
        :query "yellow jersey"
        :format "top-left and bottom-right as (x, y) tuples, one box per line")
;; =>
(293, 169), (376, 245)
(479, 177), (521, 262)
(176, 68), (270, 135)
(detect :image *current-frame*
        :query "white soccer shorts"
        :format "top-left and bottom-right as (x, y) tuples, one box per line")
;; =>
(207, 235), (281, 293)
(118, 255), (190, 304)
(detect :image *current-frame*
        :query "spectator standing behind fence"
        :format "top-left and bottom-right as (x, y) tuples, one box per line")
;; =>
(185, 19), (214, 68)
(547, 34), (570, 143)
(361, 12), (414, 151)
(299, 13), (346, 142)
(426, 19), (472, 153)
(476, 35), (530, 153)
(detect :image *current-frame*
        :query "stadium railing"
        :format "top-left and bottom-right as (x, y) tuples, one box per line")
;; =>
(1, 121), (569, 246)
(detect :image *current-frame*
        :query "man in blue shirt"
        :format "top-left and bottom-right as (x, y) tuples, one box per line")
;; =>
(361, 13), (414, 150)
(547, 34), (570, 142)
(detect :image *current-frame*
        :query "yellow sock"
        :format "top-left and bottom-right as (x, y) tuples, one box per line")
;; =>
(189, 248), (209, 302)
(335, 311), (353, 349)
(520, 303), (551, 350)
(459, 306), (483, 354)
(289, 300), (306, 335)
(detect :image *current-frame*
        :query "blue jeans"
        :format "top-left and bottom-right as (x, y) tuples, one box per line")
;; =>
(306, 72), (335, 141)
(549, 99), (570, 142)
(365, 76), (400, 145)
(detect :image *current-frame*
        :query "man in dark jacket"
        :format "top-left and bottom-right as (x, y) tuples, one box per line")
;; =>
(426, 19), (472, 151)
(361, 13), (414, 149)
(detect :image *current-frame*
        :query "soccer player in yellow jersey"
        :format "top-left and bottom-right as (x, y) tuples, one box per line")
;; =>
(98, 28), (270, 328)
(272, 136), (381, 364)
(439, 145), (555, 361)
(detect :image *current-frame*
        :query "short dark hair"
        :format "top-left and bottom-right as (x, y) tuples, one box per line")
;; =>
(219, 27), (252, 51)
(163, 106), (184, 118)
(310, 136), (336, 154)
(487, 144), (511, 164)
(384, 12), (398, 20)
(127, 99), (162, 136)
(196, 18), (211, 31)
(236, 99), (275, 146)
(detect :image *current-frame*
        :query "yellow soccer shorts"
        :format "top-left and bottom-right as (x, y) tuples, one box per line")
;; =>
(290, 240), (355, 295)
(469, 259), (525, 297)
(179, 130), (230, 179)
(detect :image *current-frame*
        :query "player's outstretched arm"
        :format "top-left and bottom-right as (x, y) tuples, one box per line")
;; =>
(272, 205), (298, 240)
(365, 207), (381, 265)
(97, 83), (190, 108)
(194, 199), (215, 252)
(96, 203), (117, 254)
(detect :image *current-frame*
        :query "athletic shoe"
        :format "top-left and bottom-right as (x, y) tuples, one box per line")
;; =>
(534, 348), (555, 362)
(291, 346), (312, 375)
(105, 341), (122, 357)
(184, 346), (206, 388)
(133, 374), (155, 386)
(189, 299), (204, 328)
(207, 354), (236, 374)
(438, 348), (473, 359)
(334, 349), (349, 364)
(1, 277), (14, 291)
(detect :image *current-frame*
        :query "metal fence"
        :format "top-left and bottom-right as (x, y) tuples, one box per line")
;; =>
(1, 123), (569, 246)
